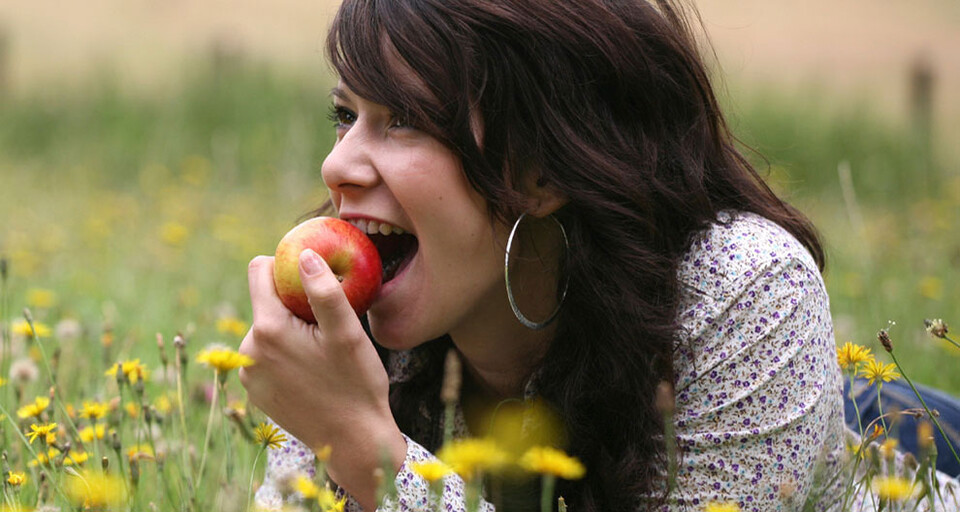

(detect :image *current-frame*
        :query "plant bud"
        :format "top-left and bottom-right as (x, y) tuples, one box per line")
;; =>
(655, 381), (675, 415)
(0, 256), (8, 281)
(924, 318), (948, 339)
(877, 329), (893, 352)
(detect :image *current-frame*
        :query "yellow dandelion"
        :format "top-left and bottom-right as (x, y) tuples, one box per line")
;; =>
(880, 438), (899, 460)
(28, 448), (61, 467)
(104, 359), (149, 384)
(124, 402), (140, 418)
(78, 424), (108, 443)
(315, 444), (332, 462)
(17, 397), (51, 419)
(160, 221), (190, 247)
(0, 377), (6, 387)
(437, 438), (511, 479)
(917, 421), (934, 450)
(26, 423), (58, 444)
(63, 451), (90, 466)
(154, 394), (174, 415)
(836, 342), (872, 371)
(411, 460), (453, 482)
(254, 423), (288, 450)
(859, 359), (900, 386)
(79, 401), (110, 420)
(704, 503), (741, 512)
(196, 345), (255, 372)
(872, 476), (915, 502)
(127, 444), (155, 462)
(519, 446), (586, 480)
(26, 288), (57, 309)
(12, 319), (51, 339)
(318, 488), (346, 512)
(216, 316), (249, 337)
(294, 475), (320, 499)
(64, 469), (128, 508)
(6, 471), (26, 486)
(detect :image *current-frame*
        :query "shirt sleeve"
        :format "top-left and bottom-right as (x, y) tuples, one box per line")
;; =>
(662, 238), (847, 511)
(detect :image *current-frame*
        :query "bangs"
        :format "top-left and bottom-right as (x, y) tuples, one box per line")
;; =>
(326, 0), (461, 144)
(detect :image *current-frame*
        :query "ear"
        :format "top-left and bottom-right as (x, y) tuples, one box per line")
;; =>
(521, 171), (568, 217)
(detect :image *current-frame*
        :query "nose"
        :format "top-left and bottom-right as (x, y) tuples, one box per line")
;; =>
(321, 129), (381, 197)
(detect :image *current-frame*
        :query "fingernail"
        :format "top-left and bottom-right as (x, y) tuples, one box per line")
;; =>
(300, 249), (323, 276)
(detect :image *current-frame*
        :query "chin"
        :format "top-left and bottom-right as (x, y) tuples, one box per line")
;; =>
(367, 314), (435, 352)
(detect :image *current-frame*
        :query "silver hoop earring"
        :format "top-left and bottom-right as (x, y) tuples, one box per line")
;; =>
(504, 212), (569, 330)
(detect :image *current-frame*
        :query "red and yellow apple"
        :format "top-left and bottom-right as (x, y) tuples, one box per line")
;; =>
(273, 217), (382, 322)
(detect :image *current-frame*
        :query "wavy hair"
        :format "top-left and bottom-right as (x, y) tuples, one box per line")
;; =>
(325, 1), (824, 510)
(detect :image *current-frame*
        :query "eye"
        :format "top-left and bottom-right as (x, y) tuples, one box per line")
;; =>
(389, 112), (415, 130)
(327, 105), (357, 128)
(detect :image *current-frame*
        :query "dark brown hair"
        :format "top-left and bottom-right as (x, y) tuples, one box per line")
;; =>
(326, 1), (824, 510)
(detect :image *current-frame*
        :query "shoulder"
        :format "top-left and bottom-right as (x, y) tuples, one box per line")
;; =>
(677, 210), (822, 303)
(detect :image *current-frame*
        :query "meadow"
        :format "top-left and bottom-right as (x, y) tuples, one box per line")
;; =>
(0, 58), (958, 510)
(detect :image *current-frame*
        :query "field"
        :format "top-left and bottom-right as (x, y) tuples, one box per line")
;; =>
(1, 2), (960, 510)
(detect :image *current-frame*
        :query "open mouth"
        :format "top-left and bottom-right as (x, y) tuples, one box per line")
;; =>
(368, 232), (418, 283)
(345, 218), (418, 284)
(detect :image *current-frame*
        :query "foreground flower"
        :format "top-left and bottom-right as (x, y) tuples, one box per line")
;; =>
(196, 345), (255, 373)
(27, 423), (58, 444)
(704, 503), (741, 512)
(836, 342), (872, 371)
(12, 319), (51, 338)
(411, 460), (453, 482)
(859, 359), (900, 386)
(872, 476), (915, 501)
(79, 400), (110, 420)
(924, 318), (948, 339)
(6, 471), (26, 486)
(104, 359), (148, 384)
(254, 422), (288, 450)
(64, 470), (128, 508)
(437, 438), (511, 479)
(519, 446), (586, 480)
(17, 396), (50, 419)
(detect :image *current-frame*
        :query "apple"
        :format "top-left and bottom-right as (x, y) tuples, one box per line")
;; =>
(273, 217), (382, 321)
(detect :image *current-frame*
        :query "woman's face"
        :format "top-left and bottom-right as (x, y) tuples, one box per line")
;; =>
(321, 83), (511, 351)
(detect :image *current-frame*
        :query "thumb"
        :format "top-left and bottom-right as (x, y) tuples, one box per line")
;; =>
(298, 249), (359, 339)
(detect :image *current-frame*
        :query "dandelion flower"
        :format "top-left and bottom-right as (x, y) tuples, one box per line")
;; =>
(880, 438), (899, 460)
(63, 451), (90, 466)
(6, 471), (26, 486)
(78, 424), (108, 443)
(27, 423), (58, 444)
(924, 318), (949, 339)
(196, 345), (255, 372)
(17, 396), (50, 419)
(0, 377), (5, 387)
(12, 319), (51, 338)
(858, 359), (900, 386)
(411, 460), (453, 482)
(294, 475), (320, 499)
(64, 469), (128, 508)
(836, 342), (872, 371)
(254, 423), (288, 450)
(160, 221), (190, 247)
(872, 476), (915, 501)
(704, 502), (741, 512)
(437, 438), (511, 479)
(315, 444), (332, 462)
(216, 316), (249, 337)
(80, 401), (110, 420)
(519, 446), (586, 480)
(9, 358), (40, 384)
(104, 359), (148, 384)
(26, 288), (57, 309)
(55, 318), (84, 342)
(28, 448), (61, 467)
(127, 444), (155, 462)
(318, 488), (346, 512)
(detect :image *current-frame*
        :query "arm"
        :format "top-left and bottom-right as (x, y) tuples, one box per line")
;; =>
(663, 248), (846, 510)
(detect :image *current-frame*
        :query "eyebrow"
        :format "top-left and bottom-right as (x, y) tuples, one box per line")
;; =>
(330, 87), (349, 100)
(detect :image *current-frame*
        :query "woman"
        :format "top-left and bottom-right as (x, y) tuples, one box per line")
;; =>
(239, 1), (959, 510)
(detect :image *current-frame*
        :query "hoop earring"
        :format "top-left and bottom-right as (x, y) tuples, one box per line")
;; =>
(504, 212), (569, 330)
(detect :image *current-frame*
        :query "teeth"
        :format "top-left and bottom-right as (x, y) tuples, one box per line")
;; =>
(346, 218), (408, 236)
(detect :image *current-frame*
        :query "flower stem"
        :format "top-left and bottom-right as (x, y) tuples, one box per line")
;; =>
(889, 351), (960, 470)
(540, 474), (556, 512)
(195, 371), (220, 495)
(247, 446), (266, 509)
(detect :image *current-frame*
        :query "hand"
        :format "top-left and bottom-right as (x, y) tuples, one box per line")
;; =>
(239, 250), (406, 508)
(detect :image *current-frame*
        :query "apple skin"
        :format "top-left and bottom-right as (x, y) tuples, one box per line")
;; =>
(273, 217), (382, 322)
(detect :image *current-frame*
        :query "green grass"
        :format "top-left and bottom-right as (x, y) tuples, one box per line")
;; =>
(0, 60), (958, 509)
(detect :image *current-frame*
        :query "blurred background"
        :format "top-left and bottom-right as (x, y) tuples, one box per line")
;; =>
(1, 0), (958, 392)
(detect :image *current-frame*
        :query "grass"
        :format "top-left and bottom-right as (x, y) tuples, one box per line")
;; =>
(0, 59), (958, 510)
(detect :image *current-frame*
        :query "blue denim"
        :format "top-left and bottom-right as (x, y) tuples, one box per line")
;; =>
(844, 377), (960, 477)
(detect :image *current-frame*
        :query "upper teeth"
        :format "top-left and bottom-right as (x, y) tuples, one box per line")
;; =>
(346, 218), (406, 235)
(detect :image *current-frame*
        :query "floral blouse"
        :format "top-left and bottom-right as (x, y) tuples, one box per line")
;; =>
(255, 211), (960, 511)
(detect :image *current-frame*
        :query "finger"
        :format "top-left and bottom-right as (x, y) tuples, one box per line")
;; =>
(298, 249), (362, 342)
(247, 256), (293, 326)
